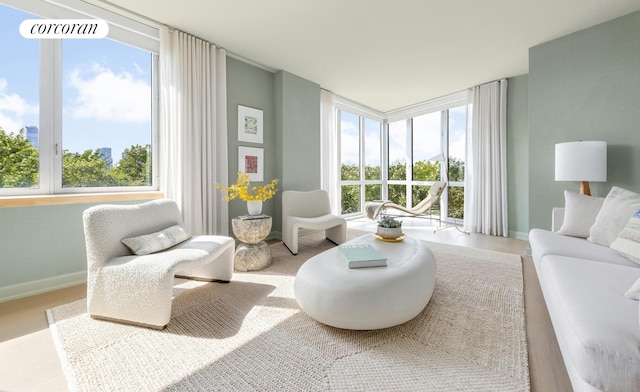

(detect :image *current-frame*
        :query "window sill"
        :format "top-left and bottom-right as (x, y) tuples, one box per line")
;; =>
(0, 192), (164, 208)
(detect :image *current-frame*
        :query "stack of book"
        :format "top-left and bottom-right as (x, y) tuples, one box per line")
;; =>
(338, 244), (387, 269)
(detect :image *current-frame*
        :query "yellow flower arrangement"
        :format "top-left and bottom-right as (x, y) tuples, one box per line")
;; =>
(216, 172), (278, 202)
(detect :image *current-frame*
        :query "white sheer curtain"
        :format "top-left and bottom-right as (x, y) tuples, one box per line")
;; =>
(159, 26), (229, 235)
(320, 89), (339, 213)
(464, 79), (508, 237)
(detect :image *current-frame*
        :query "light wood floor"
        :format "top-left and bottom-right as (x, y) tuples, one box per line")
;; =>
(0, 219), (572, 392)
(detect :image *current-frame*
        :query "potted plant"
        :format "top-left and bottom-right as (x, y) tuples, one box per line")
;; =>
(377, 215), (403, 239)
(216, 172), (278, 216)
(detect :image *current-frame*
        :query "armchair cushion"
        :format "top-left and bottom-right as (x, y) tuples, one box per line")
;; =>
(121, 224), (192, 255)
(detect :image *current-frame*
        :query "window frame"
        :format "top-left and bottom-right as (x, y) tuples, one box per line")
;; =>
(336, 100), (385, 217)
(336, 92), (468, 222)
(0, 0), (159, 196)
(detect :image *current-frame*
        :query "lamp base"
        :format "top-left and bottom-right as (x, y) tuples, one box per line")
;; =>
(580, 181), (591, 196)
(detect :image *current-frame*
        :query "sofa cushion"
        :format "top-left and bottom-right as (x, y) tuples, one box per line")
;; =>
(529, 229), (637, 270)
(121, 224), (192, 255)
(557, 190), (604, 238)
(610, 210), (640, 266)
(589, 187), (640, 247)
(538, 255), (640, 391)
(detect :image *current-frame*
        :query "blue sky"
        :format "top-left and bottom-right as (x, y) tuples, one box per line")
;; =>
(341, 106), (467, 167)
(0, 4), (152, 163)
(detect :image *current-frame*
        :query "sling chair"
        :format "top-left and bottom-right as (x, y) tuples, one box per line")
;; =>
(365, 181), (446, 220)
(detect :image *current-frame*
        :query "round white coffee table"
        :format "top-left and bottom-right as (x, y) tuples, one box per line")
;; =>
(294, 234), (436, 330)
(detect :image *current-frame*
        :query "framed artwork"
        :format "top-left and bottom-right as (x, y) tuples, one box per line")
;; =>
(238, 105), (263, 144)
(238, 146), (264, 181)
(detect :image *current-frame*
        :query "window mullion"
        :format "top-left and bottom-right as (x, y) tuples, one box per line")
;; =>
(39, 38), (59, 194)
(405, 119), (412, 207)
(440, 110), (449, 220)
(359, 116), (365, 211)
(381, 120), (388, 200)
(52, 39), (63, 193)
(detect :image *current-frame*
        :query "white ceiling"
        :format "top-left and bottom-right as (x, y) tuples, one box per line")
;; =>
(102, 0), (640, 113)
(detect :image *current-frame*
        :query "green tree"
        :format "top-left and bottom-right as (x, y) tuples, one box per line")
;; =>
(63, 149), (115, 187)
(413, 160), (440, 181)
(0, 128), (39, 188)
(447, 157), (465, 218)
(388, 184), (406, 206)
(448, 157), (464, 182)
(388, 160), (405, 180)
(110, 144), (151, 186)
(387, 160), (407, 205)
(364, 165), (380, 181)
(0, 131), (152, 189)
(341, 163), (359, 181)
(341, 185), (360, 214)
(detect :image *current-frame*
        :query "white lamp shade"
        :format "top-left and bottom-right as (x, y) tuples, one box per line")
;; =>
(555, 141), (607, 182)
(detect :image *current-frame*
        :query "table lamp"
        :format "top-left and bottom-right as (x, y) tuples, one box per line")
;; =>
(555, 141), (607, 196)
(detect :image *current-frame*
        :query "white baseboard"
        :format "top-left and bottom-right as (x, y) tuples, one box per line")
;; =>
(0, 271), (86, 303)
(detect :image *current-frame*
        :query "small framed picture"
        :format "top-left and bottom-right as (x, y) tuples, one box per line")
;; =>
(238, 146), (264, 181)
(238, 105), (263, 144)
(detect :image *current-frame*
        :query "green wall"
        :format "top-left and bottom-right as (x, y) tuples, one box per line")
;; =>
(276, 71), (322, 193)
(528, 10), (640, 230)
(226, 61), (322, 237)
(226, 57), (277, 232)
(506, 75), (529, 239)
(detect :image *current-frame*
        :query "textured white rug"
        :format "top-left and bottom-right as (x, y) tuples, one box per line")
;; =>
(47, 232), (529, 391)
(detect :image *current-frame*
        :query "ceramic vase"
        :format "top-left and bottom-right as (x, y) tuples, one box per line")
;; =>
(246, 200), (263, 216)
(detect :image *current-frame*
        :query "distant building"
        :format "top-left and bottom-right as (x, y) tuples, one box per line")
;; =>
(26, 126), (38, 148)
(98, 147), (112, 168)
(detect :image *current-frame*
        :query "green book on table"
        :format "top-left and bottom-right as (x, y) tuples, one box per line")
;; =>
(338, 244), (387, 268)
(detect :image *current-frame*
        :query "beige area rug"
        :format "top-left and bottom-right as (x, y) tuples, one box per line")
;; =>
(47, 230), (529, 391)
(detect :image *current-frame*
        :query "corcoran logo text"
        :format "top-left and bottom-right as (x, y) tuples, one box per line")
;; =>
(20, 19), (109, 39)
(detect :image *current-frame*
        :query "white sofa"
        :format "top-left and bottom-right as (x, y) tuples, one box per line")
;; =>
(83, 199), (235, 329)
(529, 188), (640, 392)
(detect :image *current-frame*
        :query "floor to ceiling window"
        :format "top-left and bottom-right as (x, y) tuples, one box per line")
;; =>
(338, 109), (383, 215)
(0, 1), (158, 196)
(338, 93), (467, 221)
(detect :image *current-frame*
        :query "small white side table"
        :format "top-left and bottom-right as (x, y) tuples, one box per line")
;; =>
(232, 215), (272, 271)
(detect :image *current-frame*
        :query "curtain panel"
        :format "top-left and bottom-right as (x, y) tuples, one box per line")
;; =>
(320, 90), (339, 214)
(159, 26), (229, 235)
(464, 79), (508, 237)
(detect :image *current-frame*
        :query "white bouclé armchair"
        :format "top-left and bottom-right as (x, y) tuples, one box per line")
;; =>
(82, 199), (235, 329)
(282, 189), (346, 255)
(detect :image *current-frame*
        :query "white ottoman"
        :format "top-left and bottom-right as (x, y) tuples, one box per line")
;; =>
(294, 234), (436, 330)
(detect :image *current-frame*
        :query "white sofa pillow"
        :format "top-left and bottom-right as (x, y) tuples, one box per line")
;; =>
(558, 190), (604, 238)
(611, 210), (640, 266)
(121, 224), (192, 255)
(589, 187), (640, 247)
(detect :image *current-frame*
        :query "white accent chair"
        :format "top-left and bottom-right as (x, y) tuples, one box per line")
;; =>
(282, 189), (347, 255)
(82, 199), (235, 329)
